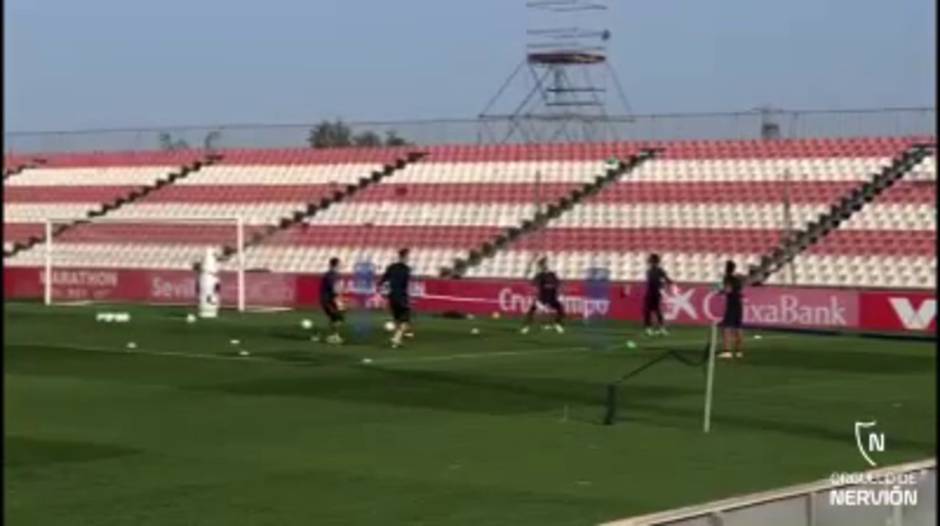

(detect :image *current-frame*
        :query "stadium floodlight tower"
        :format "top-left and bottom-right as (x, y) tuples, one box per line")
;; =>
(479, 0), (632, 144)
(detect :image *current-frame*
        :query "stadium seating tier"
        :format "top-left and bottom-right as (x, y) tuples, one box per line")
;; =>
(4, 138), (935, 290)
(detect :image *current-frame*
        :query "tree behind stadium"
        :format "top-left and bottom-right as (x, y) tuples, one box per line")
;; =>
(307, 120), (411, 149)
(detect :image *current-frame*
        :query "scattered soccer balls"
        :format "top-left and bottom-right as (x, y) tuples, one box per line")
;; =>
(96, 312), (131, 323)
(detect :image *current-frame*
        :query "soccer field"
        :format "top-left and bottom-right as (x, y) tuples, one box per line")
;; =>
(4, 302), (935, 525)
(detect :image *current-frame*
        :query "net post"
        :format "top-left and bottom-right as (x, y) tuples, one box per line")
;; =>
(43, 219), (53, 306)
(236, 216), (245, 312)
(703, 322), (718, 433)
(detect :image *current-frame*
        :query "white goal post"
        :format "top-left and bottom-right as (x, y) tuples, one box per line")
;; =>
(40, 216), (247, 311)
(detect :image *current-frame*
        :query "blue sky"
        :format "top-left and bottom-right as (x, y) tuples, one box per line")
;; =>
(4, 0), (935, 131)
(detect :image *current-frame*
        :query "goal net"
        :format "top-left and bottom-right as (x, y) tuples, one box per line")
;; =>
(22, 216), (273, 311)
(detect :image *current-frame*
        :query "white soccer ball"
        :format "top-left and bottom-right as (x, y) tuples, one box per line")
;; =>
(362, 358), (373, 364)
(491, 312), (501, 320)
(754, 334), (763, 340)
(238, 350), (250, 357)
(126, 342), (137, 350)
(300, 319), (313, 330)
(230, 339), (240, 346)
(384, 321), (396, 332)
(186, 314), (196, 324)
(626, 340), (637, 349)
(471, 328), (480, 335)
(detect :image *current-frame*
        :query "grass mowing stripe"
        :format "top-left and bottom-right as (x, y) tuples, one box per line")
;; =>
(11, 343), (282, 364)
(9, 342), (594, 368)
(8, 333), (791, 369)
(368, 346), (591, 365)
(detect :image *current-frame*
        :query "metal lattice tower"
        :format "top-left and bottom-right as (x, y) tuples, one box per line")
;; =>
(479, 0), (632, 143)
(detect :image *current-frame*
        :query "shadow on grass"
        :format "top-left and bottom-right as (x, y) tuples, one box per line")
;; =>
(249, 348), (362, 367)
(4, 436), (140, 467)
(742, 345), (935, 375)
(611, 403), (935, 452)
(267, 330), (316, 342)
(194, 366), (702, 416)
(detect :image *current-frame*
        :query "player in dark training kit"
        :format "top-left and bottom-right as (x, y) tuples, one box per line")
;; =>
(643, 253), (674, 336)
(718, 260), (745, 359)
(520, 257), (565, 335)
(379, 248), (412, 348)
(320, 257), (345, 344)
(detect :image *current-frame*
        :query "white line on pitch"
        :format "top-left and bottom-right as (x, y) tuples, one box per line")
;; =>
(12, 342), (591, 367)
(11, 332), (788, 368)
(367, 346), (592, 365)
(18, 343), (287, 364)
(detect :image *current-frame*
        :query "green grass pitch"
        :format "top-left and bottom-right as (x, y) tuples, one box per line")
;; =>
(4, 301), (935, 525)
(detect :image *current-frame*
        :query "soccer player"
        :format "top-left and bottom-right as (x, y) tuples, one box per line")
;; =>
(520, 257), (565, 335)
(379, 248), (412, 348)
(718, 260), (745, 359)
(643, 253), (673, 336)
(320, 257), (345, 345)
